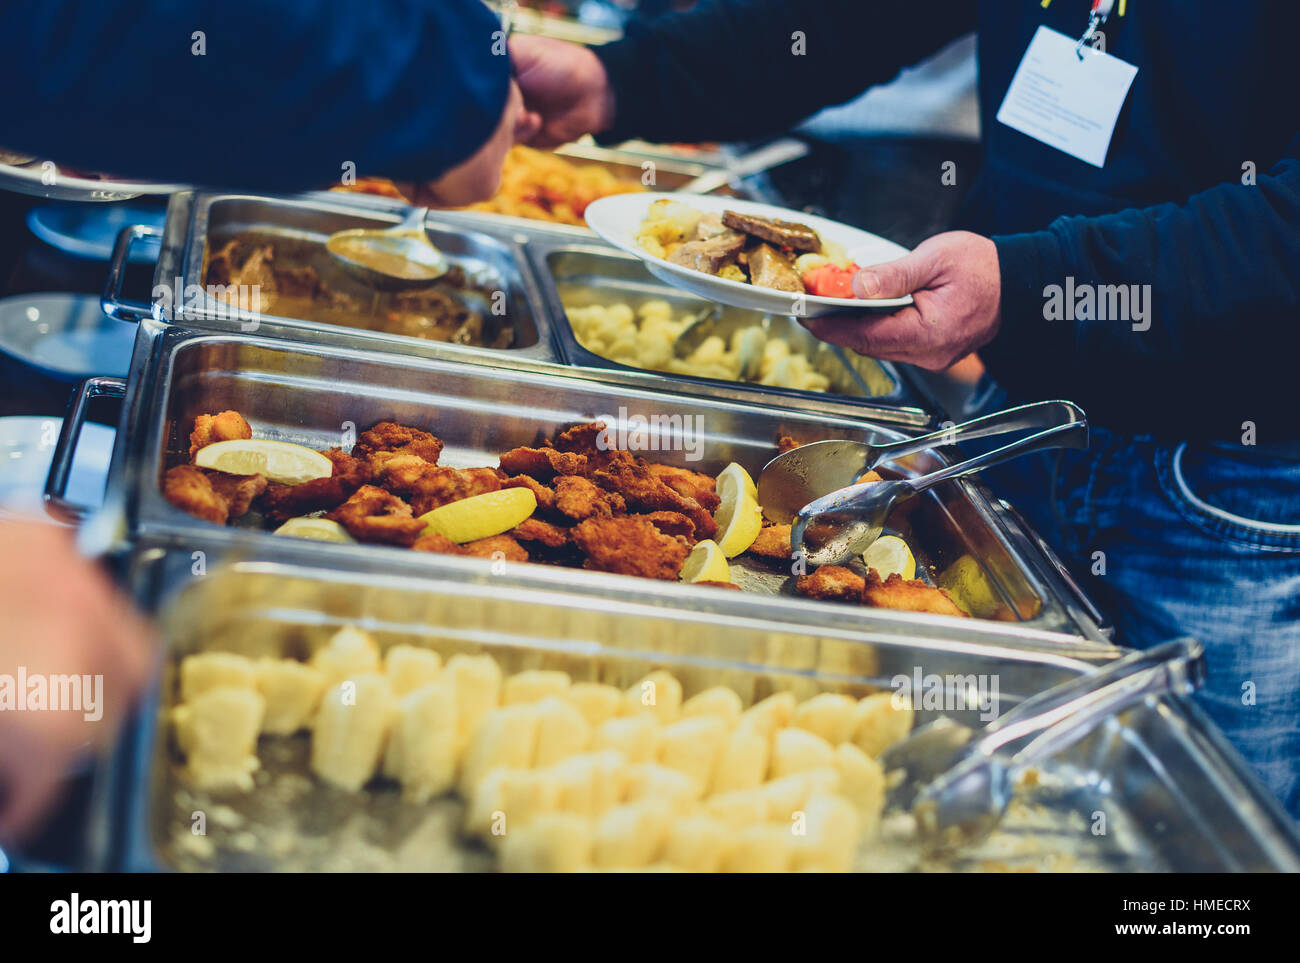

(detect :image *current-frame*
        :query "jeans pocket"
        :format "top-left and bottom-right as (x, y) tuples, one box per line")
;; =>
(1155, 443), (1300, 552)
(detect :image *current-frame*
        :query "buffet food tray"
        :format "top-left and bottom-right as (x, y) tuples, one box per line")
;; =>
(97, 319), (1104, 641)
(114, 191), (927, 421)
(527, 239), (910, 406)
(88, 542), (1300, 872)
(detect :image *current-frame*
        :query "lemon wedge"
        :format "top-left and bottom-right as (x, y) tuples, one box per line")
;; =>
(418, 487), (537, 543)
(194, 439), (333, 486)
(273, 517), (355, 543)
(715, 461), (758, 501)
(711, 463), (763, 557)
(937, 553), (1002, 618)
(862, 534), (916, 581)
(679, 539), (730, 583)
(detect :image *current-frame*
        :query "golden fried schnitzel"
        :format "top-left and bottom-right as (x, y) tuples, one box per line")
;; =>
(353, 421), (444, 463)
(862, 571), (967, 617)
(259, 447), (371, 522)
(163, 464), (266, 525)
(571, 516), (691, 581)
(188, 410), (252, 459)
(327, 485), (427, 546)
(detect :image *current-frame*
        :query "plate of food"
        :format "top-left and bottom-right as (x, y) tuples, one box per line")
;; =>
(584, 193), (912, 317)
(0, 148), (185, 201)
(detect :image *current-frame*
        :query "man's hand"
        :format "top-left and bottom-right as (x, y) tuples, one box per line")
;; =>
(0, 521), (155, 841)
(420, 80), (529, 207)
(802, 231), (1003, 371)
(510, 34), (616, 148)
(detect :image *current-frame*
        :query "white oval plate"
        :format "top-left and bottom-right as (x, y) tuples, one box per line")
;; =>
(0, 159), (184, 202)
(585, 192), (912, 317)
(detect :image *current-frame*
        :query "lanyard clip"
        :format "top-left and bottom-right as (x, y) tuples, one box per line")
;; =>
(1076, 11), (1108, 59)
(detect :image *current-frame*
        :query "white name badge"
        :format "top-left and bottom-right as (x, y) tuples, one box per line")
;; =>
(996, 25), (1138, 168)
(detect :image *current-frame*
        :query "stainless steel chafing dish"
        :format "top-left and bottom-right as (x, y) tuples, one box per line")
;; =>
(104, 190), (926, 420)
(54, 318), (1107, 642)
(527, 239), (909, 406)
(87, 541), (1300, 872)
(104, 192), (560, 365)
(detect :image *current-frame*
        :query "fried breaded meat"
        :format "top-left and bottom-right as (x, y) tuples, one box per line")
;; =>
(188, 410), (252, 459)
(326, 485), (427, 546)
(571, 516), (691, 581)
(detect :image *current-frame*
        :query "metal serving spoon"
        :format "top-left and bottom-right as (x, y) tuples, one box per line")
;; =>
(326, 206), (448, 289)
(758, 400), (1087, 526)
(880, 637), (1206, 854)
(786, 404), (1088, 566)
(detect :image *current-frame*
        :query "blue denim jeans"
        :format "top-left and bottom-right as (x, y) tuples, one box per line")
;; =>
(981, 426), (1300, 819)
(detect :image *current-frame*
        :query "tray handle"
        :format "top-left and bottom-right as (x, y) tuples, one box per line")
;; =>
(44, 376), (126, 523)
(101, 224), (162, 322)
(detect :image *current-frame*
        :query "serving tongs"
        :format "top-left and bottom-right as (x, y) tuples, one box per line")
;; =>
(756, 400), (1088, 566)
(881, 637), (1207, 854)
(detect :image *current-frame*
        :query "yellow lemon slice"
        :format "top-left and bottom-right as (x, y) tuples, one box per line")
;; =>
(418, 487), (537, 543)
(194, 439), (333, 486)
(937, 553), (1002, 619)
(861, 535), (916, 581)
(715, 461), (758, 501)
(679, 539), (730, 583)
(273, 517), (355, 543)
(713, 465), (763, 558)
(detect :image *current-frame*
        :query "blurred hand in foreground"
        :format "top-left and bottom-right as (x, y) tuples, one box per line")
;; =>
(802, 232), (1003, 371)
(509, 34), (616, 148)
(0, 520), (154, 841)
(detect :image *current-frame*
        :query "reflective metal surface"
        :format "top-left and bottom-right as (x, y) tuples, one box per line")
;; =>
(106, 319), (1113, 640)
(88, 544), (1300, 873)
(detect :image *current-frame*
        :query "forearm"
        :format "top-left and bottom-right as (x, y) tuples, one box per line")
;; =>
(594, 0), (976, 145)
(0, 0), (510, 191)
(986, 139), (1300, 380)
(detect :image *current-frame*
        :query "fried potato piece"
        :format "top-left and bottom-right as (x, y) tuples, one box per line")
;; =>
(326, 484), (426, 546)
(554, 475), (626, 521)
(163, 465), (266, 525)
(501, 474), (556, 513)
(572, 516), (691, 581)
(748, 524), (791, 560)
(498, 446), (588, 480)
(646, 464), (720, 513)
(862, 571), (968, 617)
(259, 447), (371, 523)
(188, 410), (252, 459)
(592, 458), (718, 540)
(353, 421), (444, 463)
(510, 517), (570, 548)
(795, 565), (866, 602)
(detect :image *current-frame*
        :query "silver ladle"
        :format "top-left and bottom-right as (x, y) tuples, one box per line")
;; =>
(326, 206), (448, 290)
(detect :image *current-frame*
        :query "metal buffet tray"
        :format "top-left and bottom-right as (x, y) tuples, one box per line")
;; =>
(88, 542), (1300, 872)
(75, 317), (1108, 643)
(529, 240), (908, 406)
(106, 191), (928, 422)
(105, 192), (560, 366)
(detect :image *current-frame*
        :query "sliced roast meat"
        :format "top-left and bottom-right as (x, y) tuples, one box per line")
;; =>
(668, 230), (746, 275)
(721, 210), (821, 252)
(747, 243), (805, 293)
(690, 211), (729, 241)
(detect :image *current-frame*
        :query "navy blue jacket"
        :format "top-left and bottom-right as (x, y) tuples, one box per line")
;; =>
(0, 0), (510, 193)
(596, 1), (1300, 441)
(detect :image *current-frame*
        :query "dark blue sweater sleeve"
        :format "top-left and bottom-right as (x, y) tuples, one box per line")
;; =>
(0, 0), (510, 192)
(987, 134), (1300, 387)
(594, 0), (977, 145)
